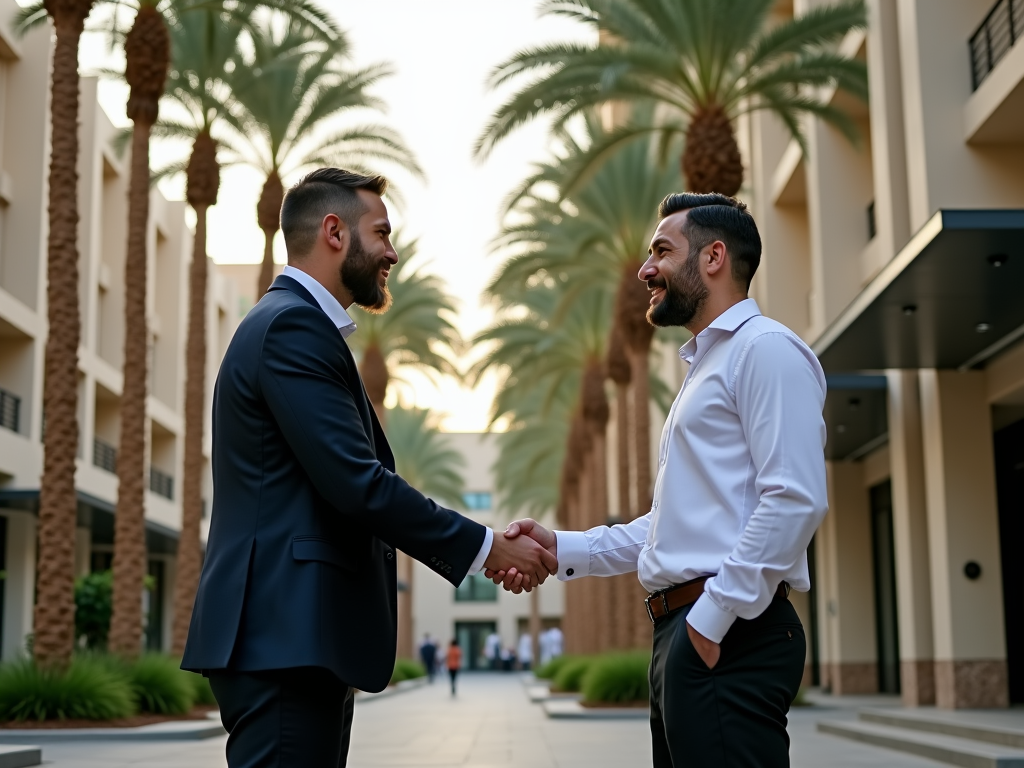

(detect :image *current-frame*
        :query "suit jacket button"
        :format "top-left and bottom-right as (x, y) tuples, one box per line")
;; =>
(566, 568), (574, 576)
(387, 552), (394, 560)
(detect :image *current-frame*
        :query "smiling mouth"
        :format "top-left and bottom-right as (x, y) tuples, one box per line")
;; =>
(650, 287), (665, 304)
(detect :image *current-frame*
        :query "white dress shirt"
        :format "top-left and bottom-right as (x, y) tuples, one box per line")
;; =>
(554, 299), (827, 643)
(281, 265), (494, 575)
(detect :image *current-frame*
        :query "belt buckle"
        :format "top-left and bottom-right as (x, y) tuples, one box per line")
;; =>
(644, 595), (656, 624)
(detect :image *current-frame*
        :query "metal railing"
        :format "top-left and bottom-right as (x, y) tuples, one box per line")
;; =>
(93, 438), (118, 473)
(0, 389), (20, 434)
(149, 467), (174, 500)
(970, 0), (1023, 90)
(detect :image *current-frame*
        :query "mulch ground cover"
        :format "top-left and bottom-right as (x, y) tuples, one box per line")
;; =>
(0, 704), (218, 729)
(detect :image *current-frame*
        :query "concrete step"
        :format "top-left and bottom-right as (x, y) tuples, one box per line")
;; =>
(859, 709), (1024, 749)
(818, 720), (1024, 768)
(0, 745), (42, 768)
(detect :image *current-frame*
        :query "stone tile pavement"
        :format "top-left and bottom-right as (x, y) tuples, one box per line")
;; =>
(30, 673), (952, 767)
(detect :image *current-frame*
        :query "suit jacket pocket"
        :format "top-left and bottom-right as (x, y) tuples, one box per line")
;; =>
(292, 536), (357, 573)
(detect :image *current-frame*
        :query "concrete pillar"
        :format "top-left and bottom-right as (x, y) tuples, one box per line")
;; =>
(887, 370), (936, 706)
(1, 511), (36, 661)
(788, 588), (814, 686)
(817, 461), (878, 694)
(918, 370), (1008, 708)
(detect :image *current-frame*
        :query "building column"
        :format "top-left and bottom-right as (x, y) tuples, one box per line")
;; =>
(919, 370), (1008, 708)
(887, 370), (935, 706)
(1, 511), (36, 661)
(816, 461), (878, 694)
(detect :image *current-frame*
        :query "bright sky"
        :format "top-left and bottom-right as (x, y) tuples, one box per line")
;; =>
(73, 1), (592, 432)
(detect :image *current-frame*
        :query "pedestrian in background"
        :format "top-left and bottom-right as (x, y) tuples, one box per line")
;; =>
(419, 633), (438, 682)
(484, 630), (501, 671)
(517, 632), (533, 671)
(446, 638), (462, 696)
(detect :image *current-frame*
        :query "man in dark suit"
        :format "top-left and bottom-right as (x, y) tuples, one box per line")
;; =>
(181, 168), (556, 768)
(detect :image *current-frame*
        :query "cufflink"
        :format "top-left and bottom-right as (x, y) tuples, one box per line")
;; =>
(566, 568), (574, 576)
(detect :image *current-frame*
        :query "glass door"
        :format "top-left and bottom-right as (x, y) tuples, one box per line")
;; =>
(454, 621), (497, 671)
(870, 480), (900, 694)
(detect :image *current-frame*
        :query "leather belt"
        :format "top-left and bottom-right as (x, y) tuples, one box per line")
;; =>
(645, 576), (790, 624)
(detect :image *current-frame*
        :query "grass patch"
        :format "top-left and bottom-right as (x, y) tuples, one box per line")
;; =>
(0, 656), (135, 722)
(126, 654), (194, 715)
(187, 672), (217, 705)
(581, 652), (650, 704)
(534, 654), (576, 680)
(551, 656), (595, 693)
(389, 659), (427, 685)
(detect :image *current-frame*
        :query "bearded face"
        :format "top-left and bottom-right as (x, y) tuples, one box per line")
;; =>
(647, 244), (709, 328)
(341, 230), (392, 313)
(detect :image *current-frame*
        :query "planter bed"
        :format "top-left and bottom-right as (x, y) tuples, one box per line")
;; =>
(0, 704), (217, 730)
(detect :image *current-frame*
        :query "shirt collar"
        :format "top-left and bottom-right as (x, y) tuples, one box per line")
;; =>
(679, 298), (761, 363)
(282, 265), (357, 339)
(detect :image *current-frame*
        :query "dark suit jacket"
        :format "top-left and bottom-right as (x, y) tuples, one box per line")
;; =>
(182, 274), (486, 692)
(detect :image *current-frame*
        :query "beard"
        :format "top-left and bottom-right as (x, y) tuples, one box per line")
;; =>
(646, 248), (709, 328)
(341, 231), (392, 313)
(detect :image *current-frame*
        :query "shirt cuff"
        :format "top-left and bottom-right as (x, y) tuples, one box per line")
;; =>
(466, 527), (494, 576)
(685, 592), (737, 644)
(554, 530), (590, 581)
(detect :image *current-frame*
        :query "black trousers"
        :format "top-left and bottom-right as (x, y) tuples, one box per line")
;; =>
(649, 596), (806, 768)
(209, 667), (355, 768)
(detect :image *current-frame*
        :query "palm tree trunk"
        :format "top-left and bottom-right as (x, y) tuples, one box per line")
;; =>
(109, 5), (169, 658)
(627, 346), (652, 514)
(33, 1), (95, 670)
(396, 552), (414, 659)
(682, 105), (744, 197)
(171, 130), (219, 655)
(171, 205), (208, 655)
(529, 587), (541, 668)
(359, 345), (389, 421)
(257, 171), (284, 296)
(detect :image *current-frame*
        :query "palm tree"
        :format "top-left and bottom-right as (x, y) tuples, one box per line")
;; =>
(385, 406), (466, 508)
(476, 0), (868, 196)
(492, 130), (679, 521)
(14, 0), (98, 670)
(345, 238), (462, 420)
(475, 282), (613, 653)
(149, 7), (245, 656)
(224, 22), (421, 296)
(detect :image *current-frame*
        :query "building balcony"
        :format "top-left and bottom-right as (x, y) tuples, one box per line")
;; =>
(93, 437), (117, 474)
(149, 467), (173, 501)
(970, 0), (1023, 90)
(0, 387), (20, 434)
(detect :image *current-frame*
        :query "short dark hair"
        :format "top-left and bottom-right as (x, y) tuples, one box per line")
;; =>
(658, 192), (761, 288)
(280, 168), (389, 259)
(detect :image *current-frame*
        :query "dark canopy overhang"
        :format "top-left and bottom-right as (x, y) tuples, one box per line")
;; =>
(813, 210), (1024, 373)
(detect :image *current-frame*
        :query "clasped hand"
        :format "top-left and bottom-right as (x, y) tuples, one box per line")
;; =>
(482, 519), (557, 594)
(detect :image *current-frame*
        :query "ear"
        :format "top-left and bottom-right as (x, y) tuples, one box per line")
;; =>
(704, 240), (729, 278)
(322, 213), (347, 253)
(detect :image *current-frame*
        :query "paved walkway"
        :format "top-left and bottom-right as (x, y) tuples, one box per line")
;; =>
(32, 673), (953, 767)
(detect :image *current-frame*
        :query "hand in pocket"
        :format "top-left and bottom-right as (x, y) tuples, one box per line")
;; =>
(687, 621), (721, 670)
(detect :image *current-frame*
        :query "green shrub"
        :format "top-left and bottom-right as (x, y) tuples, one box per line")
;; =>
(0, 656), (135, 721)
(126, 654), (194, 715)
(552, 656), (595, 692)
(74, 571), (113, 650)
(389, 658), (427, 685)
(188, 672), (217, 705)
(581, 652), (651, 704)
(534, 654), (575, 680)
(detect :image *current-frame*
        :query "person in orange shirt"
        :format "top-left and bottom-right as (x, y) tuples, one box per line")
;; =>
(446, 639), (462, 696)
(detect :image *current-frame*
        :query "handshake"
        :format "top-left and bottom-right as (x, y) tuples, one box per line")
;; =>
(480, 519), (557, 594)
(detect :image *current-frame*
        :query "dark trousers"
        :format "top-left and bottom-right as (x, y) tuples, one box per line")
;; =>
(650, 597), (806, 768)
(448, 668), (458, 694)
(210, 667), (354, 768)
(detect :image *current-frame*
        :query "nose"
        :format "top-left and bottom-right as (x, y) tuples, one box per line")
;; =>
(384, 243), (399, 266)
(638, 256), (657, 282)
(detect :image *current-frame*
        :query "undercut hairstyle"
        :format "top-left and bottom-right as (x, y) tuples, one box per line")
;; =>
(280, 168), (389, 260)
(658, 192), (762, 289)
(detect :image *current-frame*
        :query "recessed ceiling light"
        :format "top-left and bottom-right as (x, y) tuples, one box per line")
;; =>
(976, 322), (991, 333)
(902, 305), (917, 316)
(848, 397), (861, 408)
(988, 254), (1008, 267)
(836, 424), (847, 433)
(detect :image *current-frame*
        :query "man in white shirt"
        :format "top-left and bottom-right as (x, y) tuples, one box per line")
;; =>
(489, 193), (828, 767)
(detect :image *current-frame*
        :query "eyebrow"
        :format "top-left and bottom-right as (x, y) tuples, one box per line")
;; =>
(649, 236), (672, 252)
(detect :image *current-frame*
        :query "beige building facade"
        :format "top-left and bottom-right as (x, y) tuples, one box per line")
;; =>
(745, 0), (1024, 708)
(412, 433), (565, 669)
(0, 10), (238, 658)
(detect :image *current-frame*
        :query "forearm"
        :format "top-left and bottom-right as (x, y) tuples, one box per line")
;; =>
(554, 513), (650, 581)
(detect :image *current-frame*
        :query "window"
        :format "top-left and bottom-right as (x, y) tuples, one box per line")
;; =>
(462, 492), (492, 511)
(454, 574), (498, 602)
